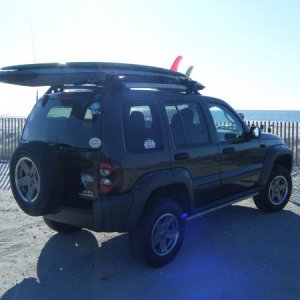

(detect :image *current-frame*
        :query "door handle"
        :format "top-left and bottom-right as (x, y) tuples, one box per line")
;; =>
(174, 153), (190, 160)
(222, 147), (235, 154)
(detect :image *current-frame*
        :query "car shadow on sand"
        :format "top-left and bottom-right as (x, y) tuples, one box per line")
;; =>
(2, 203), (300, 300)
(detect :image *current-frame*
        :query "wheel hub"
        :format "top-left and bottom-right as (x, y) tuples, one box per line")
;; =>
(15, 157), (40, 203)
(151, 213), (179, 256)
(268, 175), (288, 205)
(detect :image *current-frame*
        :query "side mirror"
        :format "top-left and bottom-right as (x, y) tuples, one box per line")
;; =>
(250, 126), (261, 138)
(237, 113), (245, 120)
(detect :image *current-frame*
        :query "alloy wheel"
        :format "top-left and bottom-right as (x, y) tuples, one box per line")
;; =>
(151, 213), (179, 256)
(15, 157), (40, 203)
(268, 175), (288, 205)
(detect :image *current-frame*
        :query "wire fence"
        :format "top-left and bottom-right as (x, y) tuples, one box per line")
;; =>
(0, 117), (300, 166)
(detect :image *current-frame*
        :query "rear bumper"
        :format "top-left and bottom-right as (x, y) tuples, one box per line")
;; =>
(45, 192), (134, 232)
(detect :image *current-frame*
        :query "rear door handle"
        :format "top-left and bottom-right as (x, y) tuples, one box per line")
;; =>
(222, 147), (235, 154)
(174, 153), (190, 160)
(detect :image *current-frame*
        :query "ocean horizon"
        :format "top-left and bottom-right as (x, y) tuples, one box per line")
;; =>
(237, 110), (300, 122)
(1, 109), (300, 123)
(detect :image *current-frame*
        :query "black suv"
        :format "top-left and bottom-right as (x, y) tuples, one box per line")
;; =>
(0, 62), (293, 267)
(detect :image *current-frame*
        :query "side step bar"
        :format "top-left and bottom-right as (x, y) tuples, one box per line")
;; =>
(186, 192), (259, 221)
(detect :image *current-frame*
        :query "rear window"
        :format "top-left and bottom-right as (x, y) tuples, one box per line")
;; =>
(22, 93), (103, 149)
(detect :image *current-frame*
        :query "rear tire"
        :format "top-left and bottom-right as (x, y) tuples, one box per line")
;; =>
(43, 218), (81, 234)
(129, 199), (186, 268)
(253, 166), (292, 212)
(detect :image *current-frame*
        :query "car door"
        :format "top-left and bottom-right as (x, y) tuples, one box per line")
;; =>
(207, 101), (264, 197)
(164, 99), (221, 207)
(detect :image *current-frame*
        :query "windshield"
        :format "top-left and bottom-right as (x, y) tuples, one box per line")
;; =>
(22, 92), (103, 149)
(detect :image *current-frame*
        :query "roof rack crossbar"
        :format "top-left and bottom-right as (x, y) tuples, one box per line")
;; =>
(45, 77), (204, 94)
(124, 83), (187, 91)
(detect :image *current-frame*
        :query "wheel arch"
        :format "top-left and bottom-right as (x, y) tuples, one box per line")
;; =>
(274, 154), (292, 173)
(126, 168), (194, 230)
(258, 145), (293, 186)
(146, 183), (192, 213)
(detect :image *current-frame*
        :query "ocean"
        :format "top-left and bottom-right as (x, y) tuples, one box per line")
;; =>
(237, 110), (300, 122)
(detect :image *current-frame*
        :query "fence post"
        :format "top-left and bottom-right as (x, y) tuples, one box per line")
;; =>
(296, 123), (299, 166)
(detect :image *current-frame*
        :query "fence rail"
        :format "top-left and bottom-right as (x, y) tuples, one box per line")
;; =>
(0, 117), (300, 166)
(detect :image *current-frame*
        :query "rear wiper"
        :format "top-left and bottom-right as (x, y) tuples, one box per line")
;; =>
(55, 142), (72, 148)
(47, 137), (72, 148)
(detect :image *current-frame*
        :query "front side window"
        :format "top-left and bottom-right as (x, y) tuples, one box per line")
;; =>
(208, 104), (244, 142)
(123, 104), (161, 151)
(165, 102), (209, 146)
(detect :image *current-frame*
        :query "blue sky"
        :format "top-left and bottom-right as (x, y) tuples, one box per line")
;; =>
(0, 0), (299, 116)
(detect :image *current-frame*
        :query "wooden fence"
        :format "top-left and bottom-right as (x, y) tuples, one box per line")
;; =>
(0, 117), (300, 166)
(0, 117), (26, 160)
(246, 120), (300, 166)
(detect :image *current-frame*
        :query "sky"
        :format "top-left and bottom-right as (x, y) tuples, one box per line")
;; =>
(0, 0), (299, 116)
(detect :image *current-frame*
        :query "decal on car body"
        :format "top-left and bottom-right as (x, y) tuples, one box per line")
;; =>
(89, 137), (102, 148)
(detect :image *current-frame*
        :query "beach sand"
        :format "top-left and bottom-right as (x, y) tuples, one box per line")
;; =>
(1, 188), (300, 299)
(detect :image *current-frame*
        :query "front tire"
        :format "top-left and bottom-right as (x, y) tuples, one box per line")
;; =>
(129, 199), (186, 268)
(254, 166), (292, 212)
(43, 218), (81, 234)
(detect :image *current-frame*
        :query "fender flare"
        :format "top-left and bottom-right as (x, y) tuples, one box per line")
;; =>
(126, 168), (194, 230)
(258, 145), (292, 186)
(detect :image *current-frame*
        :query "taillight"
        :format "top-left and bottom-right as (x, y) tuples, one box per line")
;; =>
(99, 159), (123, 194)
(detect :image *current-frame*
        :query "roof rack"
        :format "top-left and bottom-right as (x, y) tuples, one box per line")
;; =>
(125, 83), (187, 91)
(0, 62), (205, 94)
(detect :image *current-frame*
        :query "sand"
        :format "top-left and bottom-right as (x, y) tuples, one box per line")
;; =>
(1, 189), (300, 300)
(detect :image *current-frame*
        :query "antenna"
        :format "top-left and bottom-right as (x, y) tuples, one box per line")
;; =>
(29, 17), (38, 104)
(29, 17), (36, 63)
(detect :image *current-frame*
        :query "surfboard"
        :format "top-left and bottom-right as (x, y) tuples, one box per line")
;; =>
(170, 56), (183, 72)
(185, 66), (194, 78)
(0, 62), (205, 91)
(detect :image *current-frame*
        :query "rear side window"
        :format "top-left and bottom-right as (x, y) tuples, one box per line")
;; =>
(22, 93), (103, 149)
(123, 103), (161, 151)
(165, 102), (209, 146)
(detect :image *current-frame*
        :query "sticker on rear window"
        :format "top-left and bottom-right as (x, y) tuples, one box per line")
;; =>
(89, 137), (102, 148)
(88, 102), (101, 115)
(144, 138), (156, 149)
